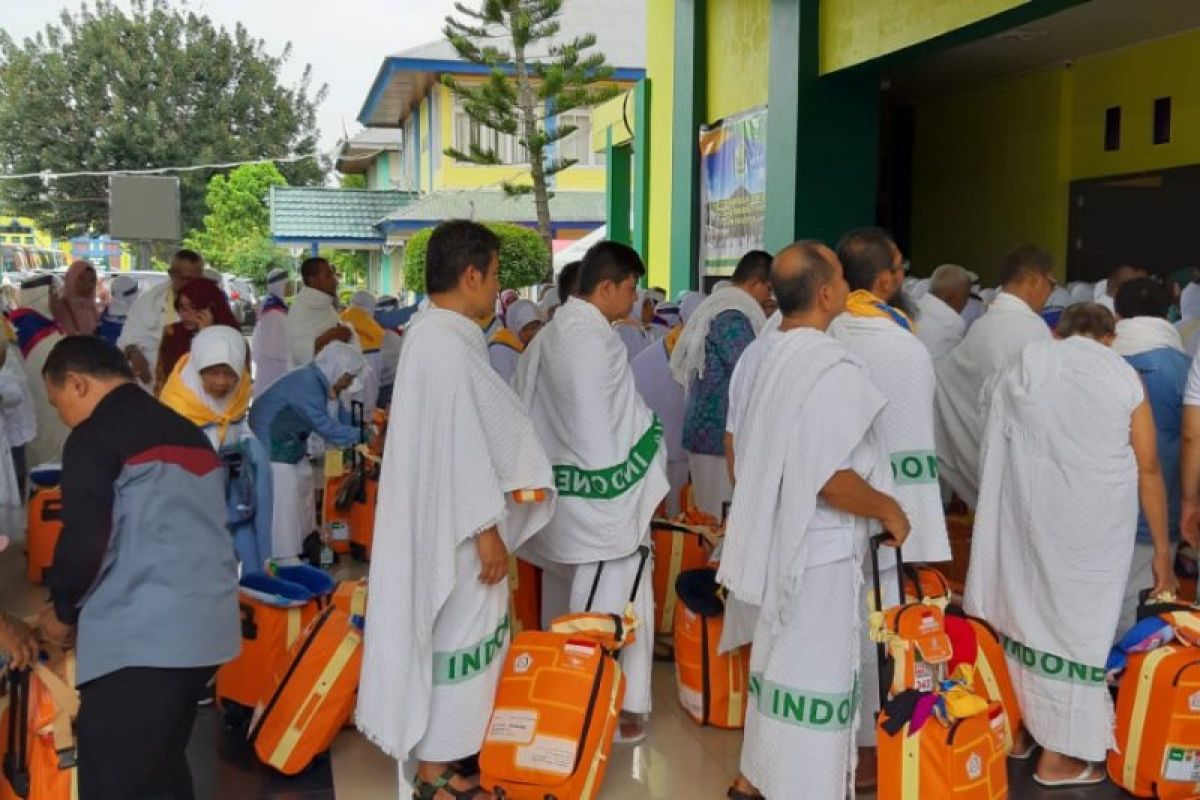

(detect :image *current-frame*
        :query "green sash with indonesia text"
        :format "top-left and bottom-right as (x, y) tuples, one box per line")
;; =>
(553, 416), (664, 500)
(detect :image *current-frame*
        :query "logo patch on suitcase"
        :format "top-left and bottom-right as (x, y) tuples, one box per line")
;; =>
(966, 753), (982, 780)
(514, 653), (533, 674)
(1164, 747), (1200, 782)
(1189, 691), (1200, 712)
(515, 734), (578, 775)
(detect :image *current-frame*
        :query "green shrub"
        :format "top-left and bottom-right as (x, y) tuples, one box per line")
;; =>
(402, 222), (550, 293)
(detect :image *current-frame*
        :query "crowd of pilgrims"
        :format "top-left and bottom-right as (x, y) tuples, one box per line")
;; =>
(0, 221), (1196, 798)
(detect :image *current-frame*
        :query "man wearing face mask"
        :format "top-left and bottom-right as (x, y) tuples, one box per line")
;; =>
(513, 241), (669, 743)
(249, 342), (367, 563)
(252, 267), (291, 397)
(826, 227), (951, 791)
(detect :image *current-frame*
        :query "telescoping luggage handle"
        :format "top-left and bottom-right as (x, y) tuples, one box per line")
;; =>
(870, 533), (907, 713)
(584, 545), (651, 613)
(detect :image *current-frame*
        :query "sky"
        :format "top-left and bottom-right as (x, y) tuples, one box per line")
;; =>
(3, 0), (460, 157)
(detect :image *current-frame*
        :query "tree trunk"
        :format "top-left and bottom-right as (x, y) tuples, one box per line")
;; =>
(511, 25), (554, 262)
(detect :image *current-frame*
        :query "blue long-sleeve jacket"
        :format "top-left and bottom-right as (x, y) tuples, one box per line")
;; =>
(248, 364), (361, 464)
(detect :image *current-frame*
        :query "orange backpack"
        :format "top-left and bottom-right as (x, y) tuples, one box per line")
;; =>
(672, 568), (750, 729)
(249, 605), (364, 775)
(480, 547), (649, 800)
(25, 488), (63, 585)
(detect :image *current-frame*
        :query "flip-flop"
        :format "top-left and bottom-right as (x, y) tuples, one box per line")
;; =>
(1032, 763), (1107, 789)
(1008, 741), (1038, 761)
(613, 722), (648, 745)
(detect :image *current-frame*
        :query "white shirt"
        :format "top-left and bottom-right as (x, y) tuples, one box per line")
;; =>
(914, 292), (967, 361)
(1185, 350), (1200, 406)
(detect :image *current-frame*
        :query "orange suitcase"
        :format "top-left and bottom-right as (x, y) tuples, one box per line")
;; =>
(870, 551), (953, 696)
(508, 557), (542, 635)
(946, 609), (1022, 753)
(672, 568), (750, 729)
(249, 605), (364, 775)
(651, 518), (715, 634)
(217, 566), (336, 719)
(347, 474), (377, 563)
(480, 547), (649, 800)
(1, 657), (79, 800)
(902, 564), (954, 607)
(332, 579), (368, 619)
(877, 701), (1009, 800)
(1109, 644), (1200, 797)
(25, 488), (63, 585)
(321, 472), (354, 555)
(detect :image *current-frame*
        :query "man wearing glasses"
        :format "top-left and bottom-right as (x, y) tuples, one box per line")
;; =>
(934, 245), (1057, 508)
(118, 248), (206, 389)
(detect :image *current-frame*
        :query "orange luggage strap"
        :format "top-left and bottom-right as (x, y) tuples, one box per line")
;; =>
(32, 657), (79, 769)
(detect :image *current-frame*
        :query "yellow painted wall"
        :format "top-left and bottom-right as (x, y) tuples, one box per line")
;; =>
(420, 95), (433, 193)
(911, 68), (1069, 282)
(1069, 29), (1200, 179)
(429, 83), (613, 192)
(645, 0), (675, 291)
(706, 0), (769, 123)
(910, 28), (1200, 284)
(820, 0), (1026, 74)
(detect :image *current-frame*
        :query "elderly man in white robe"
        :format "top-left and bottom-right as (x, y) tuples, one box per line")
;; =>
(965, 303), (1175, 789)
(721, 241), (910, 800)
(934, 246), (1057, 506)
(287, 257), (354, 368)
(117, 248), (205, 389)
(514, 241), (669, 743)
(358, 221), (555, 800)
(827, 228), (951, 789)
(915, 264), (973, 360)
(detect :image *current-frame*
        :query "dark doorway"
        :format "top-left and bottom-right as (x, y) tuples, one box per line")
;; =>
(1067, 164), (1200, 281)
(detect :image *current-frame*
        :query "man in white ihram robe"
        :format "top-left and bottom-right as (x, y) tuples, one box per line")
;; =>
(358, 222), (555, 798)
(514, 242), (668, 742)
(720, 242), (909, 800)
(934, 246), (1056, 506)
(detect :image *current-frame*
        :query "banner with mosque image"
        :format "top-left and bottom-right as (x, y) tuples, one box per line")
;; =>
(699, 107), (768, 281)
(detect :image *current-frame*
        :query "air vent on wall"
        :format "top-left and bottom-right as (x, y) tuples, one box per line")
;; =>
(1105, 107), (1121, 152)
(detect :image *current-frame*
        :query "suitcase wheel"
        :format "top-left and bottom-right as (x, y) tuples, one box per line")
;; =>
(350, 543), (369, 563)
(491, 788), (506, 800)
(221, 702), (252, 733)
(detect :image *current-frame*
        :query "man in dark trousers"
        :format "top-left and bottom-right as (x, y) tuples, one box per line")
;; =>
(36, 335), (239, 800)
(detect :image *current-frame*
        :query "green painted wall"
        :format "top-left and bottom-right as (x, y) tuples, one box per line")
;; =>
(706, 0), (770, 123)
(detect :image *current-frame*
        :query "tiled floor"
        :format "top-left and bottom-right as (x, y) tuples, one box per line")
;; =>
(0, 540), (1138, 799)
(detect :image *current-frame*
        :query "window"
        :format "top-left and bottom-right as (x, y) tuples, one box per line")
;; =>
(554, 111), (605, 167)
(452, 107), (528, 165)
(1154, 97), (1172, 145)
(1105, 106), (1121, 152)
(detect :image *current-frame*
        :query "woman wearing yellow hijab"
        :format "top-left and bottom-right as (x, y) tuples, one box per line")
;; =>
(159, 325), (253, 450)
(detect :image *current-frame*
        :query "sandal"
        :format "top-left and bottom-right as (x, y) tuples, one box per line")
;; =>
(1032, 762), (1107, 789)
(412, 768), (488, 800)
(727, 786), (763, 799)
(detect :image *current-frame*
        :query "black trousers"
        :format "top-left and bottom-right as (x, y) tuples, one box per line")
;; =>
(77, 666), (215, 800)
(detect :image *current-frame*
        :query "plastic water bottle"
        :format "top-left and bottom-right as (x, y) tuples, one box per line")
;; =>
(320, 541), (335, 569)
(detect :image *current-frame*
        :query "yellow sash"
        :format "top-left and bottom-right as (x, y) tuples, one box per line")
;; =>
(159, 355), (253, 447)
(339, 306), (385, 351)
(489, 327), (524, 354)
(845, 290), (913, 330)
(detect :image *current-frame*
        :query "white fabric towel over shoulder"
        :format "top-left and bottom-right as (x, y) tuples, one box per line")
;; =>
(357, 307), (556, 762)
(1113, 316), (1184, 356)
(718, 328), (890, 630)
(670, 286), (767, 389)
(513, 297), (668, 565)
(828, 314), (950, 564)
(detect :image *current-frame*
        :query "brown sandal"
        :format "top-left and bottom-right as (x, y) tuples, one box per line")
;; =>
(412, 768), (488, 800)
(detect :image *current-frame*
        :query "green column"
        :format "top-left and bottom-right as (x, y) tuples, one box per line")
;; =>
(765, 0), (879, 251)
(669, 0), (705, 292)
(632, 79), (651, 260)
(605, 128), (633, 246)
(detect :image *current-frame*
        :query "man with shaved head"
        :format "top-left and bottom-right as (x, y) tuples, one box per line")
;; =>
(719, 241), (909, 800)
(916, 264), (974, 359)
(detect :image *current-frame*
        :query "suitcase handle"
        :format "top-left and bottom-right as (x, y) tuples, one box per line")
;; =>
(3, 669), (30, 799)
(239, 603), (258, 641)
(869, 533), (905, 713)
(42, 498), (62, 523)
(584, 545), (652, 612)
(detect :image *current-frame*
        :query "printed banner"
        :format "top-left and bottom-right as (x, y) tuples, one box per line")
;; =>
(699, 107), (768, 280)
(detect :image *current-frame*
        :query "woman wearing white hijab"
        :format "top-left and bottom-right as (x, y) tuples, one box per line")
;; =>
(249, 342), (367, 563)
(488, 299), (543, 383)
(161, 327), (274, 570)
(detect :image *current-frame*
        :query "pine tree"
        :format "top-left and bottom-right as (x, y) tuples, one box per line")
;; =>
(442, 0), (619, 255)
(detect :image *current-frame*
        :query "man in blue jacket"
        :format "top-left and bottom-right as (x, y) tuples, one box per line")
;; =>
(37, 335), (239, 800)
(1113, 278), (1191, 634)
